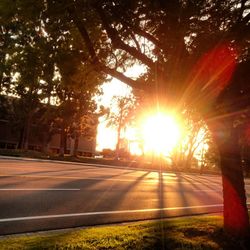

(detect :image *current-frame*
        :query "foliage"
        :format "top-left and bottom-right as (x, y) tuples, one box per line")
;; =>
(0, 0), (105, 153)
(0, 95), (11, 120)
(171, 109), (212, 169)
(101, 148), (115, 158)
(106, 94), (138, 156)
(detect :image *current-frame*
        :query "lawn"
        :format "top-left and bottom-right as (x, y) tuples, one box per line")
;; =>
(0, 215), (249, 250)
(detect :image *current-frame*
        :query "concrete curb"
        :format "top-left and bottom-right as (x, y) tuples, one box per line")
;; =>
(0, 155), (158, 172)
(0, 211), (224, 239)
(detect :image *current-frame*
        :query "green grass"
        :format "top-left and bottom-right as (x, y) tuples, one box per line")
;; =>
(0, 215), (249, 250)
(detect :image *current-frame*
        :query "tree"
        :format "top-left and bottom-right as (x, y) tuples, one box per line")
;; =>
(54, 53), (103, 157)
(70, 114), (97, 157)
(171, 109), (210, 170)
(0, 0), (104, 155)
(0, 1), (56, 150)
(171, 109), (211, 169)
(2, 0), (250, 238)
(60, 0), (250, 237)
(0, 95), (11, 120)
(106, 94), (137, 159)
(241, 120), (250, 177)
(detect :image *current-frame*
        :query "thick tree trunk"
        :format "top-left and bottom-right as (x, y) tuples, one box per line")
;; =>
(245, 159), (250, 178)
(220, 148), (249, 237)
(242, 145), (250, 178)
(211, 120), (249, 237)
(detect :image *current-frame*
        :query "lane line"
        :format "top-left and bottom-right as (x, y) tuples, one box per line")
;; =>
(2, 202), (250, 223)
(0, 174), (223, 185)
(0, 188), (80, 191)
(0, 204), (226, 223)
(0, 174), (153, 183)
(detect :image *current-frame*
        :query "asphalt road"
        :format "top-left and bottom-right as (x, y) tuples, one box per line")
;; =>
(0, 158), (249, 235)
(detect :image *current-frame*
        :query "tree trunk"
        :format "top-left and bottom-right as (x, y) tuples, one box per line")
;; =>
(73, 133), (79, 157)
(23, 114), (31, 151)
(17, 126), (24, 149)
(115, 125), (121, 160)
(19, 114), (31, 151)
(211, 120), (249, 238)
(185, 151), (193, 169)
(245, 159), (250, 178)
(59, 127), (65, 157)
(42, 131), (50, 155)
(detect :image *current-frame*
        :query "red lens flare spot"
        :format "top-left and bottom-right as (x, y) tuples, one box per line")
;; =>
(185, 43), (238, 105)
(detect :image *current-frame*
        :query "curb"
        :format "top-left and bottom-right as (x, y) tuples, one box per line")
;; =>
(0, 155), (222, 177)
(0, 211), (224, 239)
(0, 155), (158, 172)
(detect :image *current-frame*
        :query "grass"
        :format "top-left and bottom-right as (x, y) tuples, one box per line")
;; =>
(0, 215), (249, 250)
(0, 149), (49, 159)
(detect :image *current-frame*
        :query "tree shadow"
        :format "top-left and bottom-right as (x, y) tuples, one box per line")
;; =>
(182, 174), (222, 192)
(0, 167), (226, 239)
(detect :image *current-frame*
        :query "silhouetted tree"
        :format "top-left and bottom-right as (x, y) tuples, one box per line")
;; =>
(63, 0), (250, 237)
(107, 95), (137, 159)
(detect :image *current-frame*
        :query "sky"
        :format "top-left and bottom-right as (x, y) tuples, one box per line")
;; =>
(96, 79), (132, 151)
(95, 65), (209, 162)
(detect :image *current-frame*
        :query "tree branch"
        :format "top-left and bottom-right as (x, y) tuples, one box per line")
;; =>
(119, 17), (163, 50)
(66, 5), (97, 61)
(94, 5), (156, 69)
(130, 32), (141, 52)
(239, 6), (250, 25)
(67, 4), (149, 91)
(100, 65), (149, 91)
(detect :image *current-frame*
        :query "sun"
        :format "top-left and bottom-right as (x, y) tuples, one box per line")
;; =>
(142, 113), (181, 155)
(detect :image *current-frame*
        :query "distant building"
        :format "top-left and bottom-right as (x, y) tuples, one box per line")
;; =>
(49, 133), (96, 156)
(0, 118), (97, 156)
(0, 94), (98, 156)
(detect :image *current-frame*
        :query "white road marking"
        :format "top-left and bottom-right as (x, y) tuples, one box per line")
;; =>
(0, 188), (80, 191)
(0, 174), (153, 183)
(0, 204), (225, 223)
(1, 202), (250, 223)
(0, 174), (222, 185)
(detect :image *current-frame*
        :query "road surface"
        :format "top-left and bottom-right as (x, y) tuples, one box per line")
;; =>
(0, 158), (249, 235)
